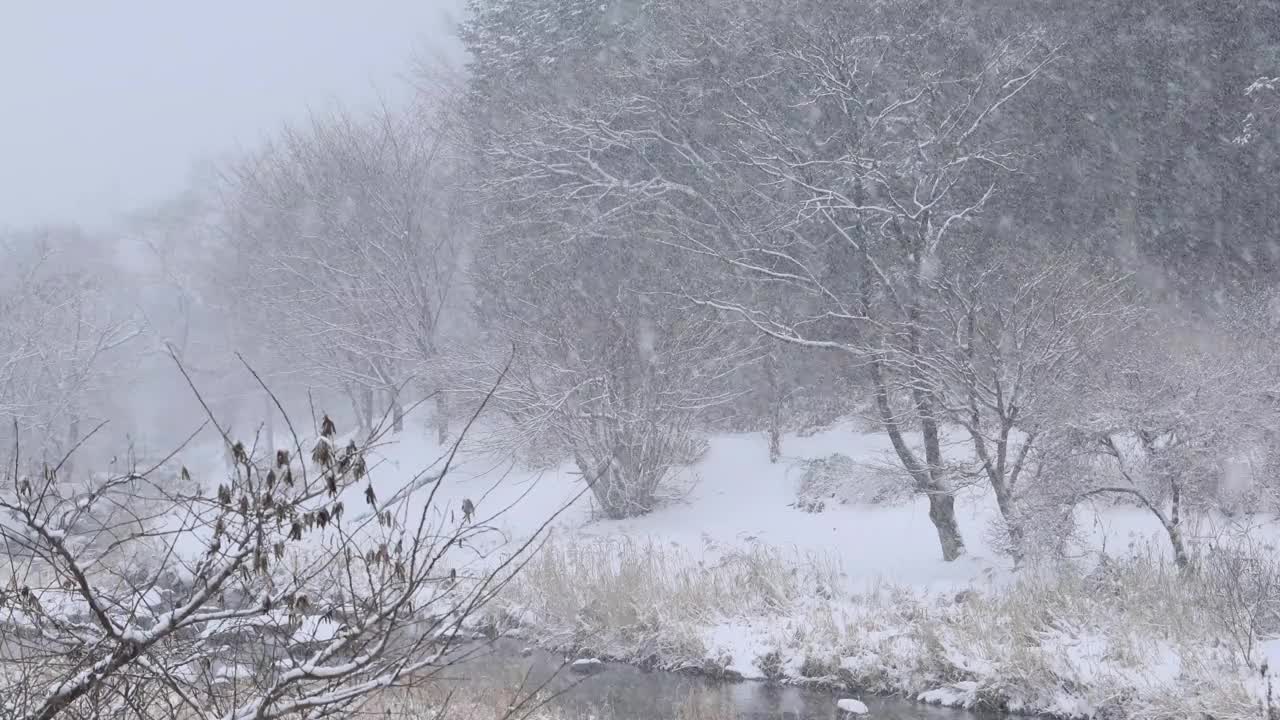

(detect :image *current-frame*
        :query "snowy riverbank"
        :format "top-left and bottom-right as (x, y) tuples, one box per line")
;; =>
(360, 415), (1280, 719)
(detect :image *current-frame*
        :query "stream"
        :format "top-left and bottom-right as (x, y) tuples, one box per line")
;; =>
(435, 640), (1000, 720)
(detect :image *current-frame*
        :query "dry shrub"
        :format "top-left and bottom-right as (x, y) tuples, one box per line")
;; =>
(496, 536), (840, 668)
(1196, 539), (1280, 670)
(496, 534), (1280, 720)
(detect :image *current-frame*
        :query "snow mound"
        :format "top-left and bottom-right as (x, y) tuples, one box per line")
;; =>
(837, 698), (869, 715)
(794, 452), (911, 510)
(569, 658), (606, 675)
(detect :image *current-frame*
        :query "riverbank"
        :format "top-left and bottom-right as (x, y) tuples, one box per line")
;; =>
(358, 415), (1280, 719)
(483, 538), (1280, 720)
(373, 637), (987, 720)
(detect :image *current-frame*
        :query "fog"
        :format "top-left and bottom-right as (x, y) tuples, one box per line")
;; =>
(4, 3), (1280, 719)
(0, 1), (463, 228)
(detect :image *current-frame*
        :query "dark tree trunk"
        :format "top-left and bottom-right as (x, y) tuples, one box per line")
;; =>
(1167, 480), (1190, 569)
(926, 492), (966, 562)
(765, 351), (782, 463)
(870, 357), (966, 561)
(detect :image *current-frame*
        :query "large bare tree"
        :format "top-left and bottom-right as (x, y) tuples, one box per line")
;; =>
(1068, 310), (1278, 568)
(220, 103), (464, 439)
(462, 0), (1059, 558)
(0, 228), (141, 469)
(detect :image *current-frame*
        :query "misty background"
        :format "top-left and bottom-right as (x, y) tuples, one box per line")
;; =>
(4, 0), (1280, 503)
(0, 1), (463, 228)
(8, 2), (1280, 718)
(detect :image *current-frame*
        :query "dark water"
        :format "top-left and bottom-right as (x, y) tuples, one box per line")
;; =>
(440, 640), (995, 720)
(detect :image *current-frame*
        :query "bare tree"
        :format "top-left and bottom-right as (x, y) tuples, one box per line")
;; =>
(701, 11), (1057, 561)
(0, 228), (141, 469)
(1069, 313), (1276, 569)
(462, 292), (748, 519)
(461, 0), (1059, 557)
(919, 253), (1134, 557)
(0, 361), (564, 720)
(220, 103), (464, 439)
(461, 183), (752, 517)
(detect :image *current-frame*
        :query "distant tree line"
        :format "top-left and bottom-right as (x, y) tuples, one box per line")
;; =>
(5, 0), (1280, 565)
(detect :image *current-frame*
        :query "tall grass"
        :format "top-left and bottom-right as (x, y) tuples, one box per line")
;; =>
(492, 536), (1280, 719)
(494, 535), (841, 668)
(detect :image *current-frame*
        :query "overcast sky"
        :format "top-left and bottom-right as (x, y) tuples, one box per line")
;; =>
(0, 2), (464, 230)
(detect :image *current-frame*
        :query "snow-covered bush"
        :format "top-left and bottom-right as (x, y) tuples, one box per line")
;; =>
(793, 454), (912, 511)
(670, 435), (710, 467)
(465, 216), (745, 520)
(1068, 313), (1278, 569)
(1198, 540), (1280, 668)
(984, 470), (1083, 562)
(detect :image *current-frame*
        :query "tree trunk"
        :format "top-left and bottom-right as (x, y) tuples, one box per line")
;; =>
(967, 423), (1028, 560)
(1167, 480), (1190, 569)
(919, 407), (966, 561)
(360, 387), (374, 434)
(434, 393), (449, 445)
(991, 478), (1024, 561)
(346, 386), (363, 435)
(64, 414), (80, 479)
(927, 492), (966, 562)
(389, 388), (405, 434)
(870, 357), (966, 561)
(906, 307), (967, 563)
(765, 351), (782, 463)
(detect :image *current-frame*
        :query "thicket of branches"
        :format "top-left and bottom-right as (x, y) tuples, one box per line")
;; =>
(452, 0), (1280, 563)
(0, 358), (565, 720)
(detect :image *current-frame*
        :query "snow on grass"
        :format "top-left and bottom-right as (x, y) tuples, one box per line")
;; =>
(490, 539), (1280, 719)
(357, 415), (1218, 597)
(141, 410), (1280, 719)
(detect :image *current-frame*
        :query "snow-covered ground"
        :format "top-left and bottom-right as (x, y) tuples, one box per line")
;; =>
(343, 412), (1280, 719)
(365, 415), (1204, 592)
(157, 412), (1280, 719)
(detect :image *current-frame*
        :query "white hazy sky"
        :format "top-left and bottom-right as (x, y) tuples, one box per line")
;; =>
(0, 2), (464, 229)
